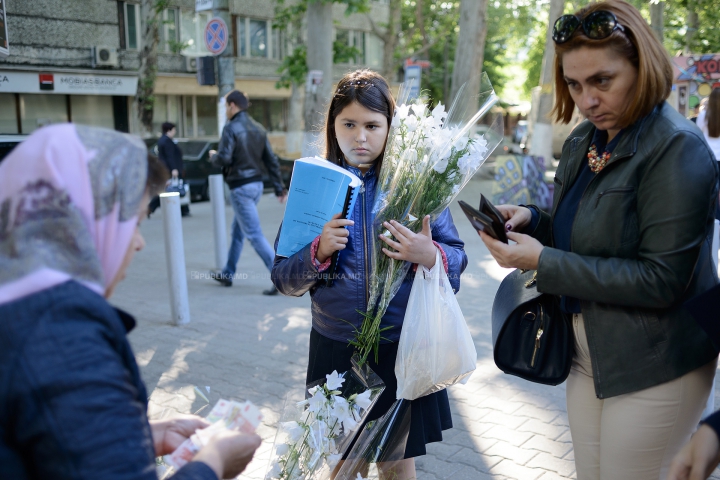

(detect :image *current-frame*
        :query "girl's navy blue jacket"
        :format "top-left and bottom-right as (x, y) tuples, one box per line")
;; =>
(0, 281), (216, 480)
(271, 164), (468, 344)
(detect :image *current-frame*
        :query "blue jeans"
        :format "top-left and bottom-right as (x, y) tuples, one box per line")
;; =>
(222, 181), (275, 278)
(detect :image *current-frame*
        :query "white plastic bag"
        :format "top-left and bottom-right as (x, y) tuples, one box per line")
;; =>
(395, 249), (477, 400)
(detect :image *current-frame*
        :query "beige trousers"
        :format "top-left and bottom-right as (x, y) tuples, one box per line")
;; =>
(566, 313), (717, 480)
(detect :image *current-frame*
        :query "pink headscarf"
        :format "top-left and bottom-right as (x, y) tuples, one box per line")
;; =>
(0, 124), (147, 305)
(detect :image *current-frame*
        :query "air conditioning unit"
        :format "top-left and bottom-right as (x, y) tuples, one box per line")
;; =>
(185, 56), (198, 72)
(92, 46), (118, 67)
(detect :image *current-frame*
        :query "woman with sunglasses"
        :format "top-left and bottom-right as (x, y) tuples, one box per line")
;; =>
(480, 1), (719, 478)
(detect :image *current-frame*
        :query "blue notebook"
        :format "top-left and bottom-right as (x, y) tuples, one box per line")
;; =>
(276, 157), (362, 258)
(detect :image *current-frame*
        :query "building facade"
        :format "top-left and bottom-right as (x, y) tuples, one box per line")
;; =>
(0, 0), (389, 156)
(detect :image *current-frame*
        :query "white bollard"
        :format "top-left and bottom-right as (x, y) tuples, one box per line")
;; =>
(209, 174), (228, 270)
(160, 192), (190, 326)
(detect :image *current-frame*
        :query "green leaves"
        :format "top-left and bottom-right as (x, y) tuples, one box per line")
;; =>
(276, 45), (308, 89)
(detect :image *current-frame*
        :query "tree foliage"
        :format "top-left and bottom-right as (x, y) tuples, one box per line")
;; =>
(274, 0), (370, 89)
(398, 0), (535, 106)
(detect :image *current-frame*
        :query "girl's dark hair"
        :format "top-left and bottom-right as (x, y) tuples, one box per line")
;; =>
(707, 88), (720, 139)
(146, 153), (170, 197)
(324, 69), (395, 172)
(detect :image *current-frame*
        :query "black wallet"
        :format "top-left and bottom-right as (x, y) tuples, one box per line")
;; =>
(458, 194), (508, 243)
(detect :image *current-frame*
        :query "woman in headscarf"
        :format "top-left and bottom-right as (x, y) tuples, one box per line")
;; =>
(0, 124), (260, 479)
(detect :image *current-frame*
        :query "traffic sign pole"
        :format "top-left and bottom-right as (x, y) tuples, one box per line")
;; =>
(210, 1), (234, 133)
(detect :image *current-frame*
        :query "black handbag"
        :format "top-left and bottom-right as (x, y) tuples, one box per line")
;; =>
(491, 269), (573, 386)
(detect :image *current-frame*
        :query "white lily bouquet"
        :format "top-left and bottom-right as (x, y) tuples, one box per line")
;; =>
(351, 72), (504, 365)
(266, 357), (385, 480)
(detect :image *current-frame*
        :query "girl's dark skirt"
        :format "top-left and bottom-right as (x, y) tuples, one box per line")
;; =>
(306, 328), (453, 459)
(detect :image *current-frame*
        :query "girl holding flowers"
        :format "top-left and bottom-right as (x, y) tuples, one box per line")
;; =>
(271, 69), (468, 478)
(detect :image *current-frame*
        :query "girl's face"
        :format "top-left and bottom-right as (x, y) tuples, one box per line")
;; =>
(334, 101), (389, 171)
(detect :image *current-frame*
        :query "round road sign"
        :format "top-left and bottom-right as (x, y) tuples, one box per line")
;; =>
(204, 17), (228, 55)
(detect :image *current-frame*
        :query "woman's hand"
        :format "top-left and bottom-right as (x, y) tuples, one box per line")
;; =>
(668, 424), (720, 480)
(379, 215), (436, 269)
(497, 205), (533, 232)
(479, 230), (543, 271)
(316, 213), (354, 263)
(193, 430), (262, 479)
(150, 415), (210, 456)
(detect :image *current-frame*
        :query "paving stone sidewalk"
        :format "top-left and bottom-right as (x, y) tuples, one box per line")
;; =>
(111, 177), (720, 480)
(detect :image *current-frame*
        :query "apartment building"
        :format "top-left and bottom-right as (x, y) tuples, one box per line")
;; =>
(0, 0), (389, 155)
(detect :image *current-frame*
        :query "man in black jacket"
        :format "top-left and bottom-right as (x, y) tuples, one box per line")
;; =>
(208, 91), (286, 295)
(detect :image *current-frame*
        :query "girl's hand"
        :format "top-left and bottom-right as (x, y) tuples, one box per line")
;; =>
(497, 205), (533, 232)
(379, 215), (436, 269)
(317, 213), (354, 263)
(479, 230), (543, 270)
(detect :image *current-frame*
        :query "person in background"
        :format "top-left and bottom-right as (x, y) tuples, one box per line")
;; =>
(697, 90), (720, 221)
(158, 122), (184, 178)
(479, 1), (719, 478)
(149, 122), (187, 217)
(691, 104), (701, 124)
(698, 90), (720, 161)
(0, 124), (261, 479)
(208, 90), (286, 295)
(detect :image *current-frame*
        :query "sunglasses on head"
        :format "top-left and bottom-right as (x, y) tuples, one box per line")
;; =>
(552, 10), (625, 44)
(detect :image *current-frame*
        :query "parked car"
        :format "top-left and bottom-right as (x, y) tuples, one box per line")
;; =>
(145, 138), (294, 201)
(0, 135), (28, 165)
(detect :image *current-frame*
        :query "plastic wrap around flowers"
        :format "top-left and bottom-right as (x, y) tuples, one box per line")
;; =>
(350, 72), (504, 366)
(266, 358), (385, 480)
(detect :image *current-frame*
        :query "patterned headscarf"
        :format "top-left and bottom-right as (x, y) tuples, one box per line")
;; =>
(0, 124), (147, 305)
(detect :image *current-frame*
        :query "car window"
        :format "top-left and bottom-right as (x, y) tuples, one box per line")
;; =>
(178, 141), (209, 159)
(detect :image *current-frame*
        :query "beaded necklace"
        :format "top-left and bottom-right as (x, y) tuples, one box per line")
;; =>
(587, 144), (611, 174)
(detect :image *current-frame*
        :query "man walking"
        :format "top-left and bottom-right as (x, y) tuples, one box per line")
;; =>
(208, 91), (286, 295)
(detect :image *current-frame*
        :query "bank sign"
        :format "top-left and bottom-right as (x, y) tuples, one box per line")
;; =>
(0, 71), (138, 95)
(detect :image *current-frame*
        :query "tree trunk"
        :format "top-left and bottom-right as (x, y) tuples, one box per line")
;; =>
(382, 0), (401, 80)
(136, 0), (161, 136)
(650, 0), (665, 44)
(685, 0), (700, 54)
(449, 0), (489, 109)
(287, 81), (305, 155)
(302, 1), (333, 157)
(529, 0), (564, 167)
(367, 0), (402, 81)
(415, 0), (429, 52)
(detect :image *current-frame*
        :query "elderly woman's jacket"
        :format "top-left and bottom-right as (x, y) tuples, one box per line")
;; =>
(531, 101), (720, 399)
(0, 281), (216, 480)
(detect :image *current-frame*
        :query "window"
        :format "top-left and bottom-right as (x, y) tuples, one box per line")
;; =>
(71, 96), (114, 130)
(247, 99), (287, 132)
(19, 95), (68, 134)
(180, 10), (212, 56)
(366, 33), (383, 68)
(152, 95), (183, 137)
(335, 29), (366, 64)
(159, 8), (179, 53)
(237, 17), (274, 59)
(124, 3), (141, 50)
(272, 28), (284, 60)
(0, 93), (17, 134)
(181, 95), (217, 138)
